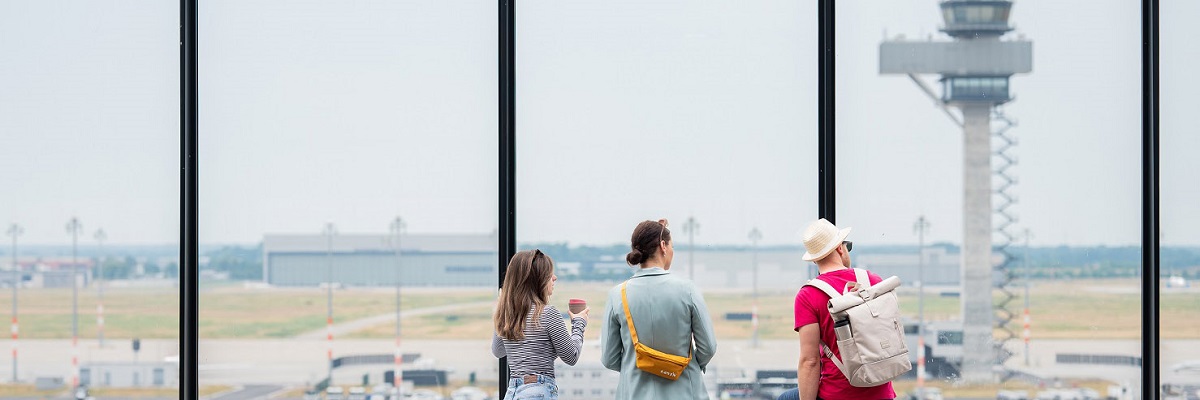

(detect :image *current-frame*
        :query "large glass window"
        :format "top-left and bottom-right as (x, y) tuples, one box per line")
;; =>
(516, 1), (817, 398)
(839, 0), (1142, 397)
(3, 1), (1180, 397)
(1160, 1), (1200, 398)
(0, 1), (180, 397)
(198, 1), (497, 398)
(944, 77), (1010, 102)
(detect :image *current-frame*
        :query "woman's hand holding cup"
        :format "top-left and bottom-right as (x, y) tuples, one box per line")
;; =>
(568, 298), (589, 320)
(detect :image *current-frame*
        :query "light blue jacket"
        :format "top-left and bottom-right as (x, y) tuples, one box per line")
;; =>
(601, 267), (718, 399)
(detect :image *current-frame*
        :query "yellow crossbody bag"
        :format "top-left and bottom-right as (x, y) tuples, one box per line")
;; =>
(621, 281), (691, 381)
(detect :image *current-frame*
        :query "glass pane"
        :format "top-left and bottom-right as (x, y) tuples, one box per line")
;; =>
(516, 1), (817, 398)
(1161, 1), (1200, 398)
(967, 6), (984, 22)
(0, 1), (180, 398)
(840, 0), (1142, 398)
(199, 1), (497, 398)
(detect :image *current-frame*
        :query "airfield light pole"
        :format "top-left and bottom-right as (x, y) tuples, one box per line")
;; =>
(94, 229), (107, 348)
(914, 216), (931, 387)
(66, 217), (83, 389)
(389, 217), (406, 392)
(323, 222), (337, 384)
(7, 223), (23, 382)
(748, 227), (762, 348)
(682, 217), (698, 281)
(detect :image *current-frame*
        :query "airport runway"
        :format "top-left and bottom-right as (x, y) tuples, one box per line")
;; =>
(3, 336), (1195, 398)
(209, 384), (285, 400)
(292, 301), (495, 340)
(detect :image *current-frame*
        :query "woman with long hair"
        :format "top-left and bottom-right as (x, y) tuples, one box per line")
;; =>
(491, 249), (588, 400)
(601, 219), (718, 399)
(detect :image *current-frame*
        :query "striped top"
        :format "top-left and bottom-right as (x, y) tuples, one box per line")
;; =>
(491, 305), (587, 378)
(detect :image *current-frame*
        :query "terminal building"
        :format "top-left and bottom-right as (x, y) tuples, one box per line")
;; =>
(80, 362), (178, 388)
(567, 245), (968, 292)
(261, 233), (497, 287)
(262, 232), (969, 290)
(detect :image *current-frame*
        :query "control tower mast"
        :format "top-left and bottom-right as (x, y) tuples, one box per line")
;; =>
(880, 0), (1032, 384)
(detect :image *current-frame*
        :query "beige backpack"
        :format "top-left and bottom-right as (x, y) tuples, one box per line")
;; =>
(804, 268), (911, 387)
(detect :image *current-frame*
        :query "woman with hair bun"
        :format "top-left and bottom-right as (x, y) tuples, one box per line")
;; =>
(601, 219), (717, 399)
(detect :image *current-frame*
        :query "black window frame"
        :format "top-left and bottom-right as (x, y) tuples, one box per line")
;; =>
(176, 0), (1160, 398)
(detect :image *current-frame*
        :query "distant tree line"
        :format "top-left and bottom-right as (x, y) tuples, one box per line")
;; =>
(203, 244), (263, 280)
(95, 256), (178, 279)
(194, 242), (1200, 282)
(1017, 246), (1200, 279)
(527, 242), (1200, 281)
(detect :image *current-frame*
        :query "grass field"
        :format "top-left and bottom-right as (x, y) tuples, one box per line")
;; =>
(198, 286), (494, 338)
(0, 279), (1194, 340)
(0, 383), (230, 398)
(0, 286), (494, 339)
(889, 379), (1114, 399)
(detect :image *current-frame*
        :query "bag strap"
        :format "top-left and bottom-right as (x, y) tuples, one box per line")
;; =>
(806, 278), (851, 377)
(621, 281), (640, 345)
(804, 278), (841, 299)
(853, 268), (870, 288)
(820, 342), (851, 377)
(622, 280), (694, 360)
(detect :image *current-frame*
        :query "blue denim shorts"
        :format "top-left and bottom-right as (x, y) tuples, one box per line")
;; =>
(504, 374), (558, 400)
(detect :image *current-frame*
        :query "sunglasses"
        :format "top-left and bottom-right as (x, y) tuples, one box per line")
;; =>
(842, 241), (853, 252)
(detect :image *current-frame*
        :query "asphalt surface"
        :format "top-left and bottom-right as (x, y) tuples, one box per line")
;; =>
(210, 384), (285, 400)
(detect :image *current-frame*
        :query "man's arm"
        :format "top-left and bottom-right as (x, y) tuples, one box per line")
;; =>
(796, 323), (822, 400)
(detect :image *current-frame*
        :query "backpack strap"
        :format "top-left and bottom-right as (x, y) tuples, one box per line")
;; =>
(805, 277), (852, 378)
(804, 278), (841, 299)
(853, 268), (870, 288)
(820, 342), (851, 378)
(620, 281), (640, 346)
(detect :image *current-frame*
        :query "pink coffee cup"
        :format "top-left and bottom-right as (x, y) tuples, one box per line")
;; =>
(568, 298), (587, 314)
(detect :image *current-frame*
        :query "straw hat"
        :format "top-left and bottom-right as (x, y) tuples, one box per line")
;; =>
(801, 218), (852, 261)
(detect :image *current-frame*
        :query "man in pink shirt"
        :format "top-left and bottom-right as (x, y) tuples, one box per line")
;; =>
(778, 219), (896, 400)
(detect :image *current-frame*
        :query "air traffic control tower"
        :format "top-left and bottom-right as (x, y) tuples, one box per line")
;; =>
(880, 0), (1032, 384)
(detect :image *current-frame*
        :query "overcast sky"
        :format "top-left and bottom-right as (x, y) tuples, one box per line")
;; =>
(1, 0), (1196, 247)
